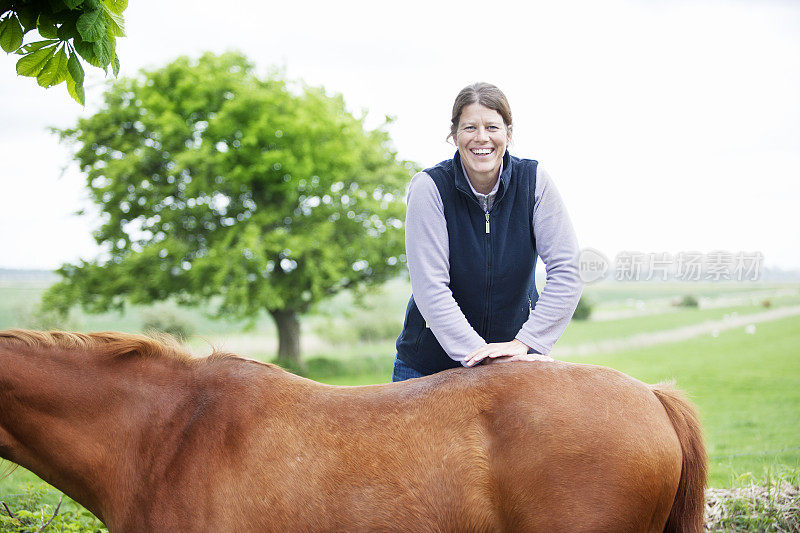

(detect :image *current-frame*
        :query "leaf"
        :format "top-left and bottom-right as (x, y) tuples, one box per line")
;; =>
(67, 49), (84, 85)
(38, 12), (59, 38)
(48, 0), (69, 12)
(73, 36), (101, 67)
(37, 21), (59, 39)
(76, 8), (105, 42)
(57, 15), (78, 40)
(16, 44), (58, 78)
(64, 0), (85, 8)
(18, 38), (60, 54)
(102, 3), (125, 36)
(111, 51), (119, 76)
(92, 35), (112, 67)
(0, 14), (23, 52)
(66, 66), (86, 105)
(37, 45), (68, 87)
(103, 0), (128, 15)
(17, 6), (37, 32)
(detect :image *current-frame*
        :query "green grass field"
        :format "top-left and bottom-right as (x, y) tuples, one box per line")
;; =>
(1, 279), (799, 515)
(565, 314), (800, 488)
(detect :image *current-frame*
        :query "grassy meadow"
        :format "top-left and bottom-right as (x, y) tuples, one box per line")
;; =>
(1, 276), (799, 519)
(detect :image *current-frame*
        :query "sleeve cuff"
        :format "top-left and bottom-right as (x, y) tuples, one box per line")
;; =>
(514, 335), (550, 356)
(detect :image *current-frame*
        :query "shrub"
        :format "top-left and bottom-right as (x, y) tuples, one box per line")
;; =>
(305, 357), (347, 378)
(572, 296), (593, 321)
(141, 307), (194, 340)
(677, 294), (699, 308)
(272, 354), (393, 380)
(353, 316), (403, 343)
(0, 484), (107, 532)
(14, 302), (81, 331)
(313, 308), (402, 346)
(272, 356), (307, 376)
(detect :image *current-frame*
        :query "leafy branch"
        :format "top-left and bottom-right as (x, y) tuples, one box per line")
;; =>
(0, 0), (127, 104)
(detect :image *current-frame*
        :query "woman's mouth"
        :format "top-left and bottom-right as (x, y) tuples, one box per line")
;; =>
(470, 148), (494, 157)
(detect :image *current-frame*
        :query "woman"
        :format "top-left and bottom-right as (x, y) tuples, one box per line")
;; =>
(393, 82), (583, 381)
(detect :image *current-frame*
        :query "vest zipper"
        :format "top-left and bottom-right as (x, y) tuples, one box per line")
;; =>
(456, 187), (504, 339)
(483, 209), (492, 336)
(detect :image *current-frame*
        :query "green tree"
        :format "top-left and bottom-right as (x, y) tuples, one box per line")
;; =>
(44, 51), (416, 363)
(0, 0), (127, 104)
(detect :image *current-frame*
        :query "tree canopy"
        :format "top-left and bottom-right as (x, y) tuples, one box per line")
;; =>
(0, 0), (127, 104)
(44, 51), (416, 362)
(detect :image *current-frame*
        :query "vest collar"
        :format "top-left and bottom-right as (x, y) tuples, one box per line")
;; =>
(453, 150), (513, 202)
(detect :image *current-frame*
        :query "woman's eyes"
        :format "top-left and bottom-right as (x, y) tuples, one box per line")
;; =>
(462, 125), (501, 132)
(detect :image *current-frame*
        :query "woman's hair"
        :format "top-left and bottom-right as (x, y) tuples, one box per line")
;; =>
(448, 82), (513, 141)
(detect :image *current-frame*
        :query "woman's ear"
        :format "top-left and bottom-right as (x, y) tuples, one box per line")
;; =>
(507, 124), (513, 145)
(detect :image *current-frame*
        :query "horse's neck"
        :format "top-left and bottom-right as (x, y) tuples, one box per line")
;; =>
(0, 345), (198, 525)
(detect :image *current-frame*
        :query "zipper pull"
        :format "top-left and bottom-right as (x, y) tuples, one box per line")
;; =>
(485, 212), (490, 234)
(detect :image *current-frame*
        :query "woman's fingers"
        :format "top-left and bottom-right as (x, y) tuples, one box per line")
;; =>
(465, 346), (497, 367)
(497, 353), (555, 363)
(464, 340), (532, 367)
(464, 349), (489, 367)
(465, 346), (554, 367)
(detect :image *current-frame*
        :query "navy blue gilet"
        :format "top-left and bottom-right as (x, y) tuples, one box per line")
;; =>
(396, 150), (539, 375)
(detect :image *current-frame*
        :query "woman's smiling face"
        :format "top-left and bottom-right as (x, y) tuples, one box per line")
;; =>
(455, 102), (511, 185)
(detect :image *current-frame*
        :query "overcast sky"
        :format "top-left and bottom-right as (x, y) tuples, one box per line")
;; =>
(1, 0), (798, 271)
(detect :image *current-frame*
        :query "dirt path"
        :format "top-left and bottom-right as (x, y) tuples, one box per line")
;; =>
(553, 304), (800, 358)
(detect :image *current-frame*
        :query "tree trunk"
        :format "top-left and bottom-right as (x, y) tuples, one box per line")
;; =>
(269, 309), (301, 364)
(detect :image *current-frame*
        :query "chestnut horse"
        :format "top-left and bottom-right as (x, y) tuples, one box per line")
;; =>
(0, 329), (706, 532)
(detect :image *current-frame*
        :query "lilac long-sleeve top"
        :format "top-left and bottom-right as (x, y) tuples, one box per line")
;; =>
(404, 163), (583, 366)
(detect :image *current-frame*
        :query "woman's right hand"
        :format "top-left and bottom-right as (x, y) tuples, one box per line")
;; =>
(482, 353), (555, 365)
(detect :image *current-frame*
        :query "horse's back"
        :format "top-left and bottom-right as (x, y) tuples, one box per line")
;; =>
(165, 360), (683, 532)
(469, 362), (683, 532)
(247, 362), (683, 532)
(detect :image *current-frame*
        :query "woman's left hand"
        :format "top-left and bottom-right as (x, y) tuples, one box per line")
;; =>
(465, 339), (553, 367)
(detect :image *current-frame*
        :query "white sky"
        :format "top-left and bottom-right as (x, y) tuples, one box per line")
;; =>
(1, 0), (799, 270)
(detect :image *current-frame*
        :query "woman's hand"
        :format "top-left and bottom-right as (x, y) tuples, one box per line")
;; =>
(464, 339), (554, 367)
(482, 353), (556, 365)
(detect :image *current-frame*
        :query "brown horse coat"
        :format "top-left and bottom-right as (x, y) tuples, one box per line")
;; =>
(0, 330), (706, 532)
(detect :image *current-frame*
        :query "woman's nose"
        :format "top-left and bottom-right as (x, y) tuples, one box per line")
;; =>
(476, 127), (489, 141)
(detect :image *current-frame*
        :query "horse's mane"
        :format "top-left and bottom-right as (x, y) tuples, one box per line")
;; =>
(0, 329), (228, 365)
